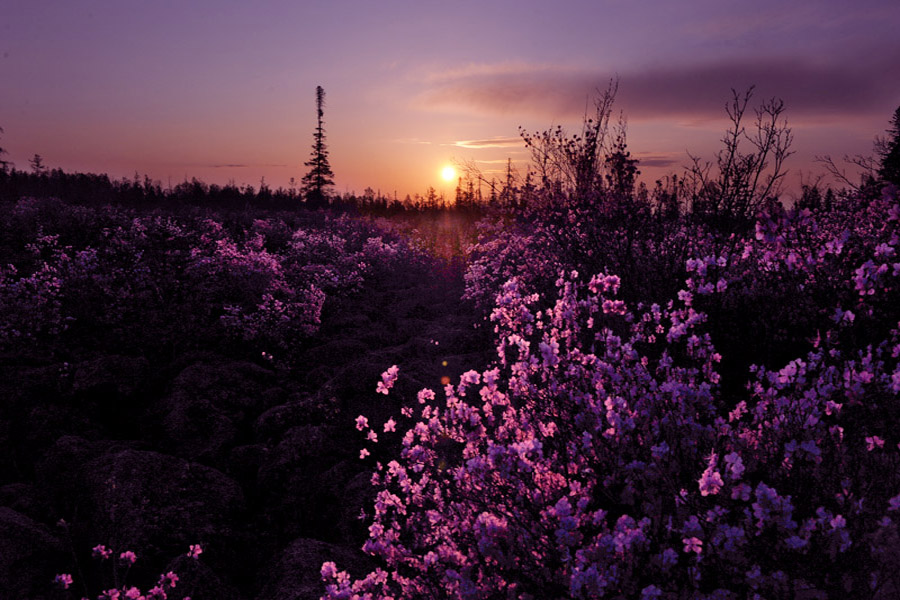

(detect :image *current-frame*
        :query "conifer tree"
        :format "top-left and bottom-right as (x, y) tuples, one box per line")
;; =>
(301, 86), (335, 206)
(0, 126), (9, 172)
(877, 105), (900, 186)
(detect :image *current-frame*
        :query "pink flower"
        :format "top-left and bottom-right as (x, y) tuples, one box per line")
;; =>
(683, 537), (703, 554)
(188, 544), (203, 558)
(145, 586), (165, 600)
(159, 571), (179, 588)
(376, 365), (400, 394)
(866, 435), (885, 451)
(92, 544), (112, 559)
(888, 494), (900, 512)
(698, 454), (724, 496)
(417, 388), (435, 404)
(54, 573), (73, 589)
(119, 550), (137, 564)
(360, 448), (370, 459)
(355, 415), (369, 431)
(321, 561), (339, 579)
(383, 418), (397, 433)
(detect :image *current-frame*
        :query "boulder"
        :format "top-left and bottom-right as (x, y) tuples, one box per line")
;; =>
(0, 507), (65, 600)
(257, 425), (347, 542)
(71, 354), (150, 399)
(254, 396), (333, 442)
(156, 359), (273, 464)
(255, 537), (374, 600)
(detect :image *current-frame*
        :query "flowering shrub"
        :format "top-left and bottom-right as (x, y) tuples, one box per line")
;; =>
(0, 200), (425, 361)
(54, 543), (202, 600)
(325, 183), (900, 598)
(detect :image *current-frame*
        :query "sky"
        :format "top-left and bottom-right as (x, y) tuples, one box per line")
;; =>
(1, 0), (899, 200)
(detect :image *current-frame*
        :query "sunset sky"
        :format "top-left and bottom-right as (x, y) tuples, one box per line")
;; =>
(2, 0), (899, 199)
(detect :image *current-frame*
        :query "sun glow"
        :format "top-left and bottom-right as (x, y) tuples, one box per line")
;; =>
(441, 165), (456, 182)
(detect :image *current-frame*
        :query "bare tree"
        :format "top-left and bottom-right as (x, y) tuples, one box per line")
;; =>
(815, 153), (878, 192)
(519, 80), (618, 199)
(817, 104), (900, 191)
(687, 87), (793, 224)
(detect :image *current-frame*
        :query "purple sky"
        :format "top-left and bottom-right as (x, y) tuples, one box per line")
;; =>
(2, 0), (899, 199)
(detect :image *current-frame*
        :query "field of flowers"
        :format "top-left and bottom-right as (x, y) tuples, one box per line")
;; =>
(1, 173), (899, 598)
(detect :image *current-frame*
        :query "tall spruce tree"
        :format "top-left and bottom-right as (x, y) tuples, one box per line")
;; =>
(301, 86), (335, 206)
(877, 105), (900, 186)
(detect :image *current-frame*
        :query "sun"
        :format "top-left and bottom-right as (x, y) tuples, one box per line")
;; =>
(441, 165), (456, 182)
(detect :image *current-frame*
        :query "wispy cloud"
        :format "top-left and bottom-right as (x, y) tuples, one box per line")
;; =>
(416, 53), (900, 122)
(209, 163), (287, 168)
(423, 61), (568, 83)
(633, 152), (682, 168)
(454, 137), (522, 149)
(392, 138), (433, 145)
(475, 158), (526, 164)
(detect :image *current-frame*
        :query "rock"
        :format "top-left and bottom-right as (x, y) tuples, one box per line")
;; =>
(255, 537), (374, 600)
(75, 449), (247, 585)
(71, 354), (150, 399)
(254, 396), (332, 442)
(35, 436), (139, 517)
(0, 507), (65, 600)
(164, 554), (243, 600)
(257, 425), (346, 542)
(301, 338), (371, 368)
(28, 407), (260, 591)
(0, 483), (49, 522)
(228, 444), (270, 491)
(311, 462), (374, 545)
(156, 359), (273, 464)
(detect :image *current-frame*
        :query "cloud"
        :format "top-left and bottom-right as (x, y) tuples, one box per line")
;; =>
(454, 137), (523, 149)
(392, 138), (432, 145)
(633, 153), (681, 168)
(209, 163), (287, 168)
(476, 158), (527, 164)
(416, 53), (900, 123)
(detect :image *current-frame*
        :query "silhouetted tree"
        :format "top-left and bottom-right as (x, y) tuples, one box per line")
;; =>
(687, 87), (793, 227)
(877, 105), (900, 186)
(301, 85), (335, 207)
(519, 81), (618, 199)
(30, 153), (46, 175)
(604, 126), (640, 197)
(0, 127), (10, 172)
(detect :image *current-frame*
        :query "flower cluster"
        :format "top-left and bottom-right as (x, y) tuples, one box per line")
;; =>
(55, 544), (202, 600)
(324, 185), (900, 598)
(0, 199), (424, 361)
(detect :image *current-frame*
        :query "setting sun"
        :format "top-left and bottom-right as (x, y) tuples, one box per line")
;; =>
(441, 165), (456, 182)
